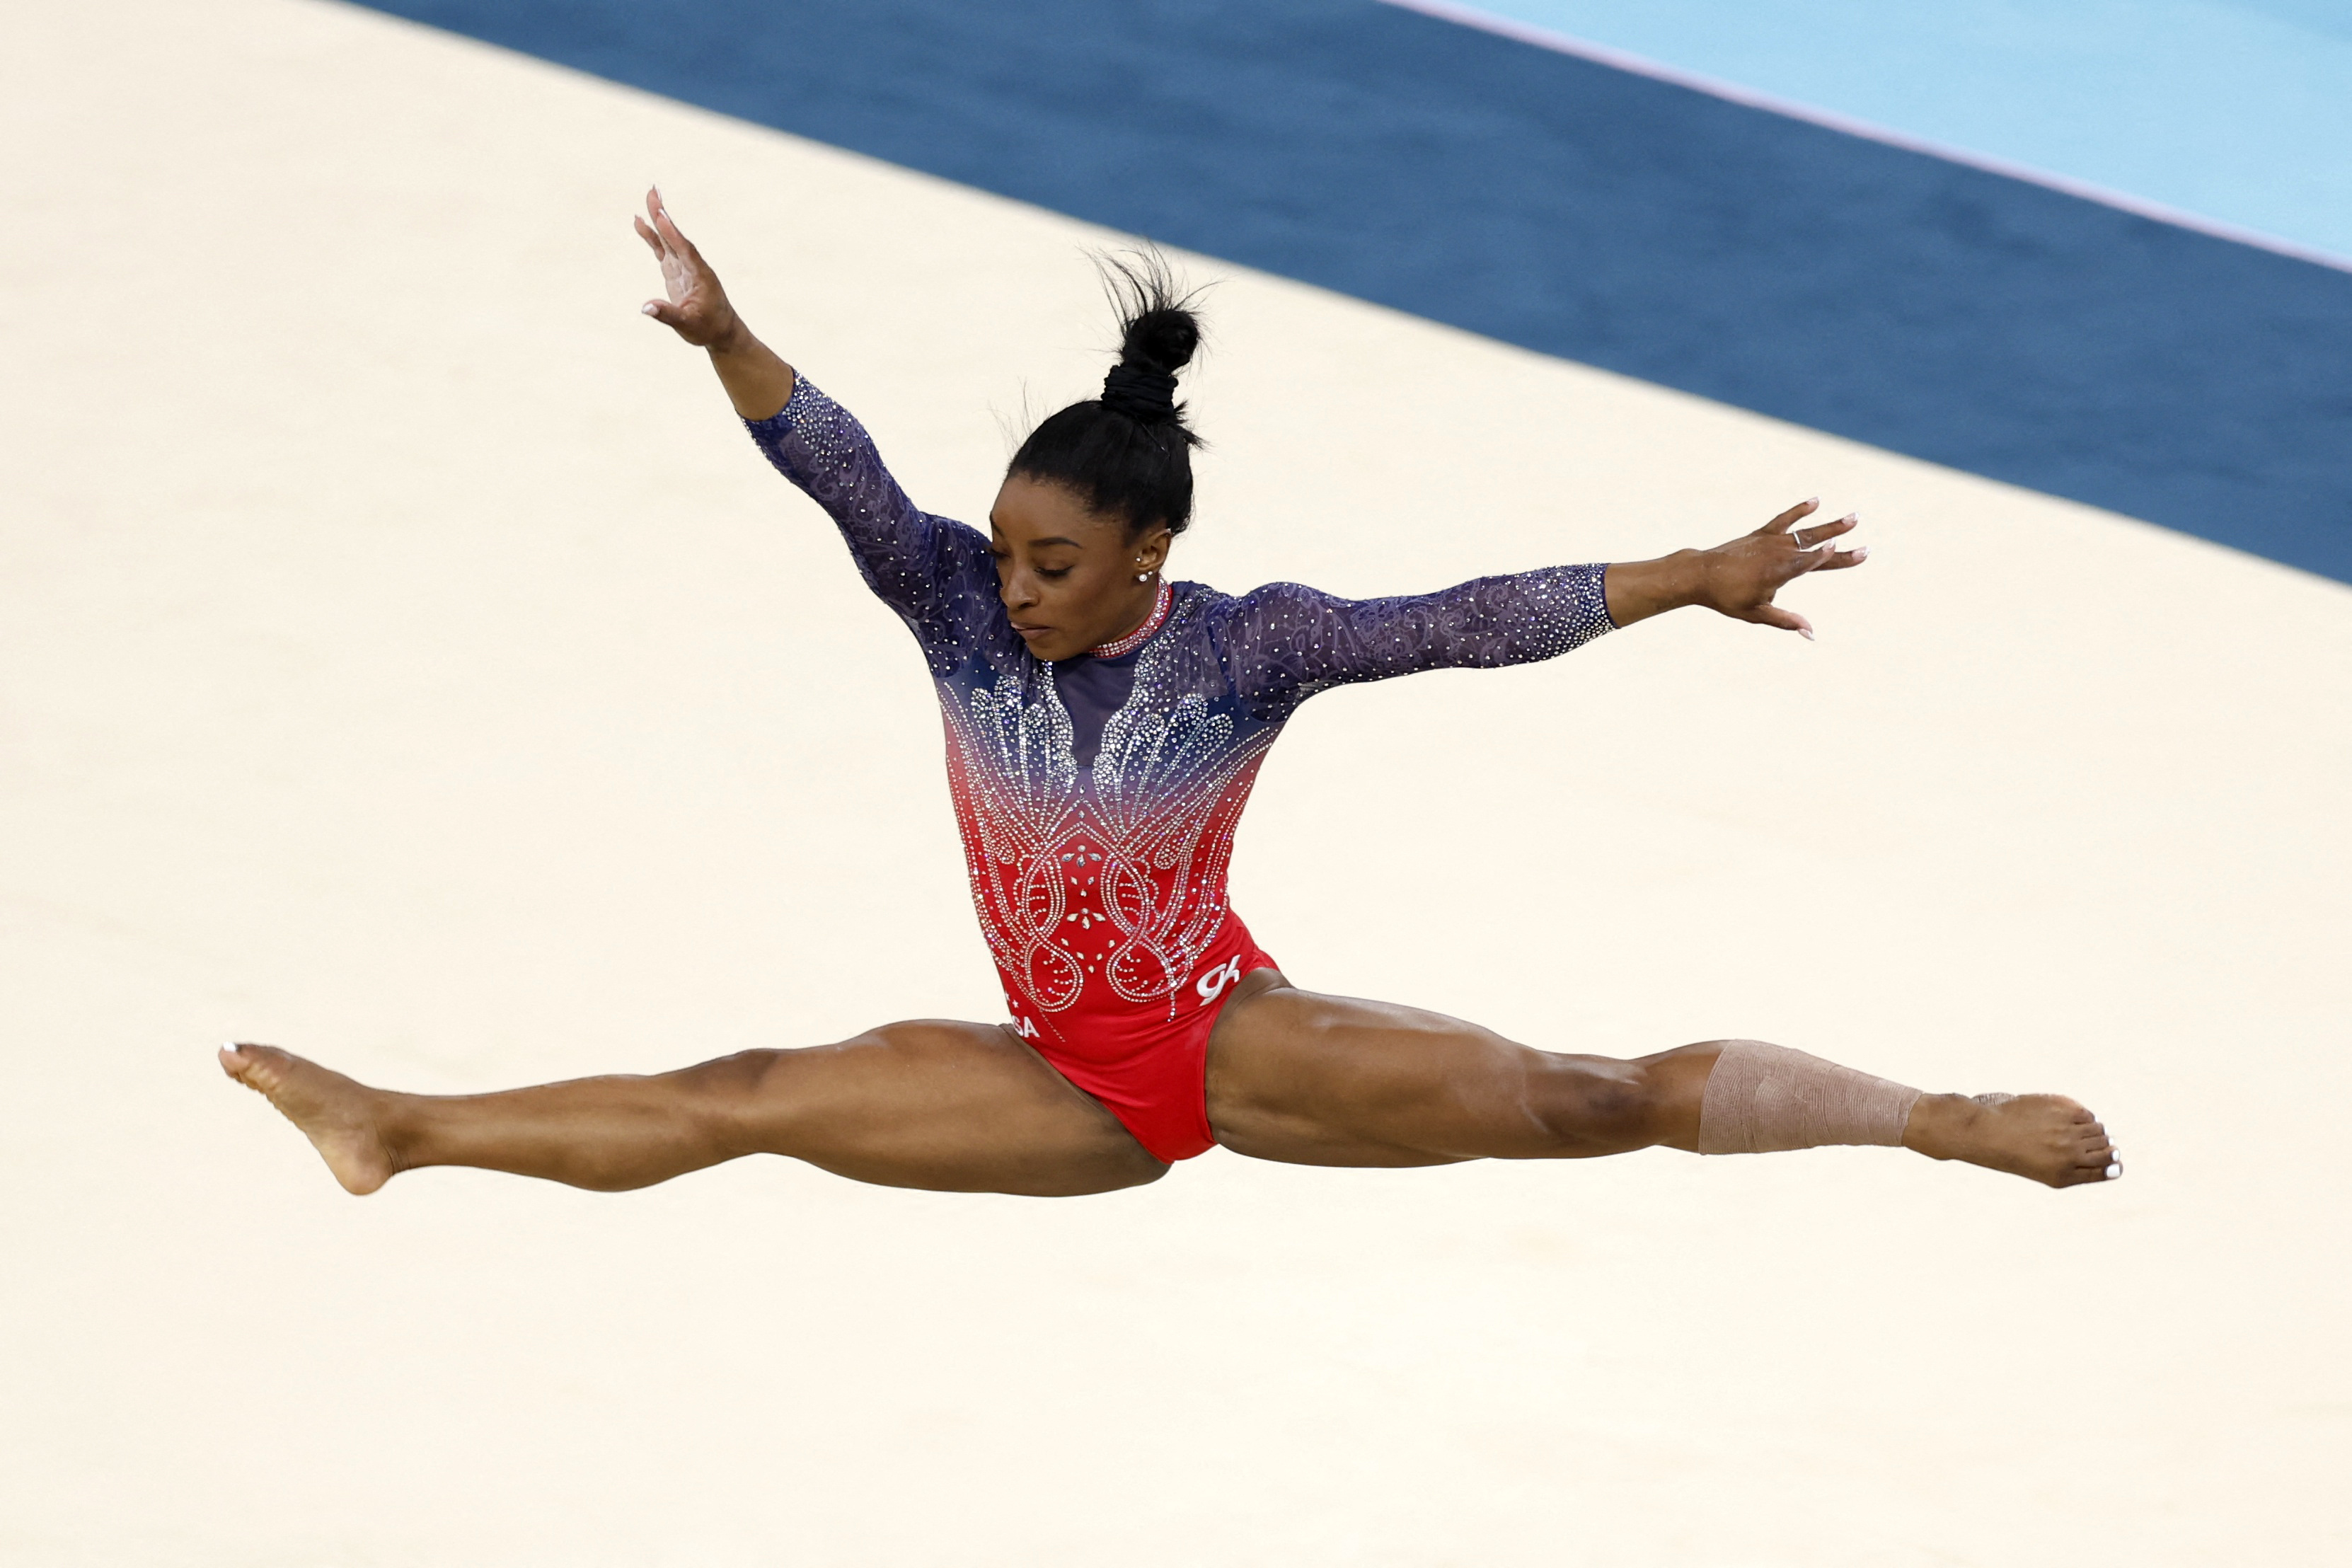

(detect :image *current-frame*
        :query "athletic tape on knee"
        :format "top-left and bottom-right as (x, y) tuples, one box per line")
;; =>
(1696, 1041), (1920, 1155)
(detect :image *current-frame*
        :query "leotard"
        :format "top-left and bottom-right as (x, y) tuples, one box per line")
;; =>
(749, 378), (1616, 1161)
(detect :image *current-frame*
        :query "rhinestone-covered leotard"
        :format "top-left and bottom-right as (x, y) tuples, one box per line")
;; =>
(749, 377), (1615, 1160)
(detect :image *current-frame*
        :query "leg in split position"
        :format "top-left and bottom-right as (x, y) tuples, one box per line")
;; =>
(223, 969), (2118, 1197)
(1203, 974), (2121, 1187)
(219, 1021), (1169, 1199)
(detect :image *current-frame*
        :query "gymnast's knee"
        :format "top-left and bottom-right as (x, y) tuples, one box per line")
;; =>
(1521, 1054), (1669, 1154)
(675, 1047), (806, 1153)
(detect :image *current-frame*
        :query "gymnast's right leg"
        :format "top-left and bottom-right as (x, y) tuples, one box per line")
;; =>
(218, 1025), (1168, 1199)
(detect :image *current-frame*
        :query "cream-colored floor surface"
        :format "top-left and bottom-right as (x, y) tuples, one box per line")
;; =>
(6, 2), (2348, 1564)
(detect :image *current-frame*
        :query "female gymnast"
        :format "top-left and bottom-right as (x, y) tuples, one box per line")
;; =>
(221, 190), (2122, 1198)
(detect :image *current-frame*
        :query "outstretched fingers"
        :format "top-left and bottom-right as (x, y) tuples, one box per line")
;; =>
(1734, 512), (1866, 640)
(1738, 514), (1852, 640)
(636, 186), (707, 335)
(1789, 511), (1858, 552)
(633, 184), (746, 350)
(647, 185), (699, 261)
(1760, 497), (1821, 536)
(1790, 525), (1867, 580)
(1746, 601), (1816, 640)
(1787, 512), (1864, 560)
(636, 188), (676, 324)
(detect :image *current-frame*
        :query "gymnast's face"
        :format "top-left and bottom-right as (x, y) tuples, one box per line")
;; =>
(989, 474), (1172, 663)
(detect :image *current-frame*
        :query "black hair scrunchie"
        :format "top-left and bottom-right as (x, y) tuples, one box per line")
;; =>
(1100, 362), (1179, 422)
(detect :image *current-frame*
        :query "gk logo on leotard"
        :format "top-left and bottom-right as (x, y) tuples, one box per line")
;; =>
(1196, 955), (1244, 1005)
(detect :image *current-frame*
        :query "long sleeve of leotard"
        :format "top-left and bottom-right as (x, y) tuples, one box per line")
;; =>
(1222, 563), (1616, 717)
(744, 376), (996, 665)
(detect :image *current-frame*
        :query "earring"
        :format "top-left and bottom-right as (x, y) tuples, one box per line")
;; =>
(1135, 572), (1149, 582)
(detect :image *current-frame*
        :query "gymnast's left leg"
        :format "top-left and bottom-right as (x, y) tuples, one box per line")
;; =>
(1204, 973), (2121, 1187)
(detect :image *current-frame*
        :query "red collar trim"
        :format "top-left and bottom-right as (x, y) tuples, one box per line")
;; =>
(1088, 581), (1171, 659)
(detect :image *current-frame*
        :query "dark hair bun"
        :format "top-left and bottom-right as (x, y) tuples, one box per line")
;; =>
(1007, 249), (1210, 538)
(1122, 305), (1199, 377)
(1098, 257), (1200, 424)
(1100, 360), (1178, 422)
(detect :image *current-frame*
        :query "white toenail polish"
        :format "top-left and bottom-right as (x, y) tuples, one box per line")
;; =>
(2104, 1163), (2121, 1179)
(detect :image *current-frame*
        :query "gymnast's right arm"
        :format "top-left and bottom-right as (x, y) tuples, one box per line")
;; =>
(631, 189), (988, 650)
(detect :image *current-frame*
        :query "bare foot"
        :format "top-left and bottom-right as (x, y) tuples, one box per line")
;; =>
(219, 1044), (399, 1194)
(1903, 1092), (2121, 1188)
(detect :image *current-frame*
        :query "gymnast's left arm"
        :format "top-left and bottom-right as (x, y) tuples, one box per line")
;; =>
(1226, 498), (1864, 712)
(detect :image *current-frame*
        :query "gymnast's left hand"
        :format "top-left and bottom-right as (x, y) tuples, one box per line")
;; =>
(1603, 497), (1867, 639)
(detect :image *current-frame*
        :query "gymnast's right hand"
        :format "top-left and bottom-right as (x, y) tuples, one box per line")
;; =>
(635, 188), (797, 420)
(635, 185), (742, 348)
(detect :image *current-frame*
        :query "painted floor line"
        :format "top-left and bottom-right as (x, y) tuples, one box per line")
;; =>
(1385, 0), (2352, 276)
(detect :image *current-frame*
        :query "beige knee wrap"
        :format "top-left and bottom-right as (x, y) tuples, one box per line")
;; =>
(1696, 1041), (1921, 1155)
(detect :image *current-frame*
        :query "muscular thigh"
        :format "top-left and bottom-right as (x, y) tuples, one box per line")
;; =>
(1204, 984), (1651, 1166)
(731, 1020), (1165, 1197)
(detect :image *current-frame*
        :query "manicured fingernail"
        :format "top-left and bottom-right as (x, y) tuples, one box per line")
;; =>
(642, 302), (658, 315)
(1852, 545), (1869, 560)
(1799, 627), (1815, 642)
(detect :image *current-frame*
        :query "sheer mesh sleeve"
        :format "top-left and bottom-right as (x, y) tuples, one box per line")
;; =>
(744, 376), (997, 666)
(1222, 563), (1615, 717)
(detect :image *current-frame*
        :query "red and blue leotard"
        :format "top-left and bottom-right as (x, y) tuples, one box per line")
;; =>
(749, 378), (1615, 1161)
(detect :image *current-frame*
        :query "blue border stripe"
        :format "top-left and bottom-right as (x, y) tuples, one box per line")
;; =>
(363, 0), (2352, 582)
